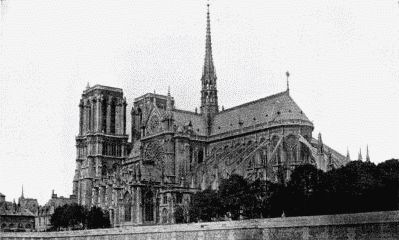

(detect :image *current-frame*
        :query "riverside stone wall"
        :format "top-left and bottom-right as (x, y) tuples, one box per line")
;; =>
(1, 211), (399, 240)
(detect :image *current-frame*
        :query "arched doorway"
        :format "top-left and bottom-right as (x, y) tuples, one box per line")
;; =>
(143, 190), (154, 222)
(161, 208), (168, 224)
(124, 192), (132, 222)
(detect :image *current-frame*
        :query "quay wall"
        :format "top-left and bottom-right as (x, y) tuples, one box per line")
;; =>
(1, 210), (399, 240)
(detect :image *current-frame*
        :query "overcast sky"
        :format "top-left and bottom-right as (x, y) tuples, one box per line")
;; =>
(0, 0), (398, 204)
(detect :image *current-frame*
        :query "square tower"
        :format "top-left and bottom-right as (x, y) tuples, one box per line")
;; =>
(73, 85), (128, 206)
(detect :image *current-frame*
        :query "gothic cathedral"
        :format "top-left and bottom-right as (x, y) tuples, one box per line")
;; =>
(72, 6), (348, 226)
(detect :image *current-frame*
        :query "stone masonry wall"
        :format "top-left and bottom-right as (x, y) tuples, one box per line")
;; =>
(1, 210), (399, 240)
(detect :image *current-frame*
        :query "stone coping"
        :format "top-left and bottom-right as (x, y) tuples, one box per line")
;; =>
(2, 210), (398, 237)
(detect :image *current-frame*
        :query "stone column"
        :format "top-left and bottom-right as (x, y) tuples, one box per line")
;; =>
(88, 98), (92, 132)
(79, 100), (84, 135)
(91, 98), (96, 132)
(106, 97), (112, 134)
(96, 95), (102, 133)
(92, 187), (98, 206)
(83, 100), (88, 134)
(123, 99), (127, 135)
(99, 186), (105, 208)
(115, 101), (121, 134)
(296, 141), (301, 163)
(95, 158), (101, 178)
(136, 187), (142, 224)
(77, 180), (82, 204)
(85, 99), (91, 133)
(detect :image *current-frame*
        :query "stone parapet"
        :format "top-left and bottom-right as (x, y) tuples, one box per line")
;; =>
(1, 210), (399, 239)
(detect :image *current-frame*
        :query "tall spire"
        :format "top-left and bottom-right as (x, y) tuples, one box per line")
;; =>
(317, 132), (324, 154)
(203, 3), (215, 79)
(286, 71), (290, 92)
(21, 185), (24, 198)
(200, 2), (219, 123)
(358, 148), (363, 161)
(346, 147), (351, 161)
(166, 86), (172, 111)
(366, 145), (370, 162)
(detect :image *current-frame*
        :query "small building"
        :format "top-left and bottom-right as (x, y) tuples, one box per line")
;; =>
(36, 190), (77, 231)
(0, 193), (35, 232)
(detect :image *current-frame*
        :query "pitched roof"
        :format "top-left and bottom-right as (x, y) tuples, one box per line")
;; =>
(172, 109), (207, 136)
(210, 91), (312, 135)
(0, 192), (5, 197)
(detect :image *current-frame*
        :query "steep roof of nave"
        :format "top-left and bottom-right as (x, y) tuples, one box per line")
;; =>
(210, 91), (312, 135)
(172, 109), (207, 136)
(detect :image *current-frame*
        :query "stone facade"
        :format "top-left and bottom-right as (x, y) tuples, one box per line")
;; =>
(73, 6), (349, 226)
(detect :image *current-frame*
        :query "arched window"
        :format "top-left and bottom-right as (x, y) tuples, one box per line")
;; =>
(124, 192), (132, 222)
(143, 191), (154, 222)
(198, 149), (204, 164)
(18, 223), (23, 229)
(248, 159), (254, 169)
(176, 193), (183, 204)
(25, 224), (31, 229)
(110, 101), (116, 134)
(161, 208), (168, 224)
(102, 166), (107, 177)
(138, 108), (143, 123)
(1, 223), (6, 229)
(88, 107), (92, 131)
(102, 98), (107, 132)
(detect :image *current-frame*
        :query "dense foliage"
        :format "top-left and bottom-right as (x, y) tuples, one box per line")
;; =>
(188, 159), (399, 222)
(50, 204), (110, 230)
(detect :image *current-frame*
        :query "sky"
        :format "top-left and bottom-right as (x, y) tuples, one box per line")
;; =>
(0, 0), (398, 205)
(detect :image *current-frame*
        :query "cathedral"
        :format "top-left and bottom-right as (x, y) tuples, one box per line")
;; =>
(72, 5), (348, 226)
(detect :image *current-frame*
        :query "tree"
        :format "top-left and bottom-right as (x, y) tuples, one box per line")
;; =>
(246, 179), (281, 218)
(218, 174), (251, 220)
(50, 205), (67, 230)
(286, 164), (326, 216)
(324, 161), (381, 214)
(87, 206), (110, 229)
(174, 205), (185, 224)
(50, 204), (85, 230)
(64, 204), (86, 229)
(51, 204), (110, 231)
(377, 159), (399, 210)
(189, 189), (222, 222)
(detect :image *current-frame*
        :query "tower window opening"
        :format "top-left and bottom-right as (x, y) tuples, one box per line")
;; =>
(102, 98), (107, 132)
(176, 193), (183, 204)
(144, 191), (154, 222)
(88, 107), (92, 132)
(198, 149), (204, 163)
(110, 102), (116, 134)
